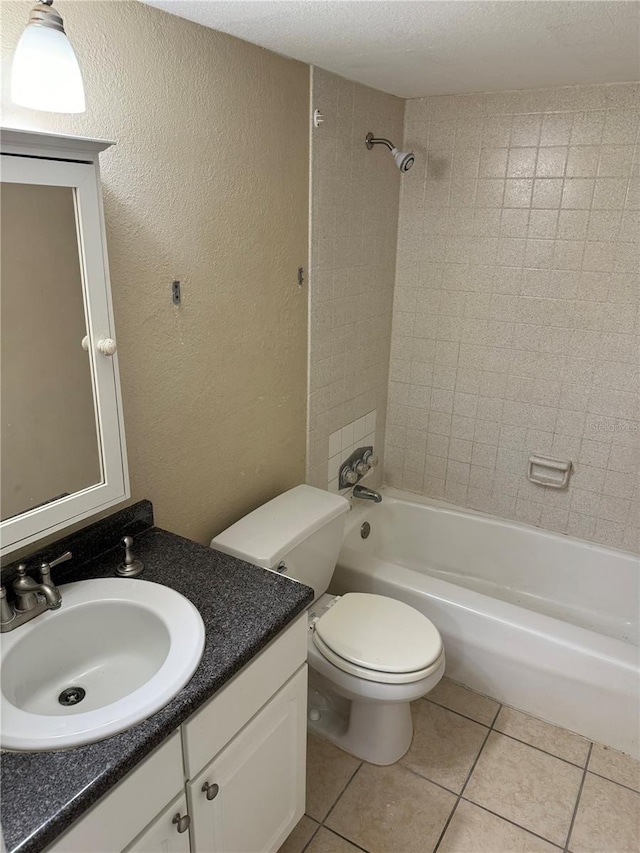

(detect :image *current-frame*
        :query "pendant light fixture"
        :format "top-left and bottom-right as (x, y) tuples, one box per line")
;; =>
(11, 0), (85, 113)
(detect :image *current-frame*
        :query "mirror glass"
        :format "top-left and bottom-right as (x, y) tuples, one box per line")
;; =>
(1, 182), (102, 521)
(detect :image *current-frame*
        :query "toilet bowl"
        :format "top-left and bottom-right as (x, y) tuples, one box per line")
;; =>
(211, 484), (445, 765)
(306, 592), (445, 764)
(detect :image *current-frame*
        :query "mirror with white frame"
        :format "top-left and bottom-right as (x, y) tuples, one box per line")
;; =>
(0, 129), (129, 557)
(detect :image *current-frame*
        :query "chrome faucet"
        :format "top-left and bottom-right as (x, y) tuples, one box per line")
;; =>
(352, 484), (382, 503)
(0, 550), (71, 632)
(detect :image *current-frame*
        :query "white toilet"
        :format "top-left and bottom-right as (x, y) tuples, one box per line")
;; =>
(211, 484), (445, 765)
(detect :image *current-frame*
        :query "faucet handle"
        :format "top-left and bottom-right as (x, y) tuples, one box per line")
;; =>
(40, 550), (72, 586)
(0, 586), (15, 626)
(42, 550), (72, 570)
(116, 536), (144, 578)
(363, 450), (378, 468)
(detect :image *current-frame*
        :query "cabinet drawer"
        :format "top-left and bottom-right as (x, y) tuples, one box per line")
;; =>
(45, 730), (183, 853)
(182, 614), (306, 778)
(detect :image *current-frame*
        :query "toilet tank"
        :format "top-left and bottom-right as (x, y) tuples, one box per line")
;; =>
(210, 485), (350, 600)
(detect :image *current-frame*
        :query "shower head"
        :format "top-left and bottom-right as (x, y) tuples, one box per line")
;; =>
(392, 148), (415, 173)
(365, 132), (415, 173)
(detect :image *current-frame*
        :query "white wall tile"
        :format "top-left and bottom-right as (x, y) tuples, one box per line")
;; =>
(307, 67), (403, 492)
(385, 82), (639, 553)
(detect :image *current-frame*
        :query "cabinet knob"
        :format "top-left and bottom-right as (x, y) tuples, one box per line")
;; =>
(201, 781), (219, 801)
(97, 338), (117, 356)
(172, 812), (191, 833)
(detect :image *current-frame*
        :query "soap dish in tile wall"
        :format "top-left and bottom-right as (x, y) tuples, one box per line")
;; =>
(527, 455), (573, 489)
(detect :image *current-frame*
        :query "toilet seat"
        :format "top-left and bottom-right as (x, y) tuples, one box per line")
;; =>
(312, 593), (443, 685)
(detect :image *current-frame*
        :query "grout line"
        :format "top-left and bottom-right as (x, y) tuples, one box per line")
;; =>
(457, 798), (565, 850)
(431, 797), (463, 853)
(563, 741), (593, 852)
(400, 762), (462, 798)
(431, 704), (499, 852)
(490, 728), (590, 769)
(321, 761), (363, 825)
(321, 826), (371, 853)
(489, 701), (502, 727)
(585, 768), (640, 795)
(300, 818), (322, 853)
(422, 694), (499, 729)
(424, 695), (590, 770)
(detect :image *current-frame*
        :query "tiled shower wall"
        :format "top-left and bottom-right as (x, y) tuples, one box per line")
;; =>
(385, 83), (639, 553)
(306, 68), (404, 490)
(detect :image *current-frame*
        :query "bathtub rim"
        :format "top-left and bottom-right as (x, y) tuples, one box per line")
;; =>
(340, 487), (640, 655)
(348, 486), (640, 562)
(336, 544), (639, 665)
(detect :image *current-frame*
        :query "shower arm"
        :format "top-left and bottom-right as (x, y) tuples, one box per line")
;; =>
(365, 133), (395, 152)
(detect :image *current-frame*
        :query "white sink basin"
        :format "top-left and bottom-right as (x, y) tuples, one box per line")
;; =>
(1, 578), (205, 751)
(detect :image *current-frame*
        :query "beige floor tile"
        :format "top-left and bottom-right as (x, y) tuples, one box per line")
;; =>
(401, 699), (488, 792)
(439, 800), (558, 853)
(426, 678), (500, 726)
(494, 706), (590, 766)
(278, 816), (319, 853)
(306, 735), (361, 821)
(326, 762), (456, 853)
(588, 743), (640, 792)
(569, 773), (640, 853)
(306, 827), (364, 853)
(465, 731), (582, 846)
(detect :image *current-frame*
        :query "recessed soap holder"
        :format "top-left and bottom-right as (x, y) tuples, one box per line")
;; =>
(527, 455), (573, 489)
(339, 446), (376, 490)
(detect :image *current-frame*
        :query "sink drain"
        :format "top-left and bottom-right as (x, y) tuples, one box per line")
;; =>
(58, 686), (86, 707)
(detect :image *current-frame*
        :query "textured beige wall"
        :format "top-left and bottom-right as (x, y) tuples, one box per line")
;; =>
(1, 184), (100, 519)
(386, 83), (639, 553)
(307, 67), (403, 492)
(0, 1), (309, 545)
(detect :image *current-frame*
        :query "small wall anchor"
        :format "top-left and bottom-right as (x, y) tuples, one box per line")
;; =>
(116, 536), (144, 577)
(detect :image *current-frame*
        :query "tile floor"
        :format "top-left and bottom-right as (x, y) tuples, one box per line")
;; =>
(279, 678), (640, 853)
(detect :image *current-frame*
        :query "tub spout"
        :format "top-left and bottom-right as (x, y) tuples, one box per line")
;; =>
(353, 485), (382, 503)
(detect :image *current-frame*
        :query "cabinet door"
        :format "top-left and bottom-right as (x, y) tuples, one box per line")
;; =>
(45, 731), (184, 853)
(124, 793), (191, 853)
(188, 665), (307, 853)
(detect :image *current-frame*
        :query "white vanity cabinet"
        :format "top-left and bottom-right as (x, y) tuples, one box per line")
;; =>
(44, 615), (307, 853)
(187, 667), (307, 853)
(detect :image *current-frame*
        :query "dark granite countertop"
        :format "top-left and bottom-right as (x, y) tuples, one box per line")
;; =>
(1, 524), (313, 853)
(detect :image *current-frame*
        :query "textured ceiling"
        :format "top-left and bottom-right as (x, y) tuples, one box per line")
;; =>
(142, 0), (640, 98)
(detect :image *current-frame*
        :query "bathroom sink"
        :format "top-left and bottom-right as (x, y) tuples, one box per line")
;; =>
(0, 578), (205, 751)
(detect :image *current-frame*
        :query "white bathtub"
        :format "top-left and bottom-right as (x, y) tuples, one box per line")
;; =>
(331, 488), (640, 758)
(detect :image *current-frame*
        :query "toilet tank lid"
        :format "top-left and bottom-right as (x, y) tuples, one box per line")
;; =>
(210, 485), (350, 569)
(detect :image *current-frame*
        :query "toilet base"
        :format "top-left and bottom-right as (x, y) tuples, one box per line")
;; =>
(309, 696), (413, 765)
(306, 625), (446, 765)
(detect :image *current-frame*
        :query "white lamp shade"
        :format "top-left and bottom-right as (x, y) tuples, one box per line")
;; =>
(11, 23), (85, 113)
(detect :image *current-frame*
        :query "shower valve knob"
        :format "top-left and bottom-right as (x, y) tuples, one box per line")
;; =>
(364, 452), (378, 468)
(355, 461), (370, 476)
(343, 469), (358, 485)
